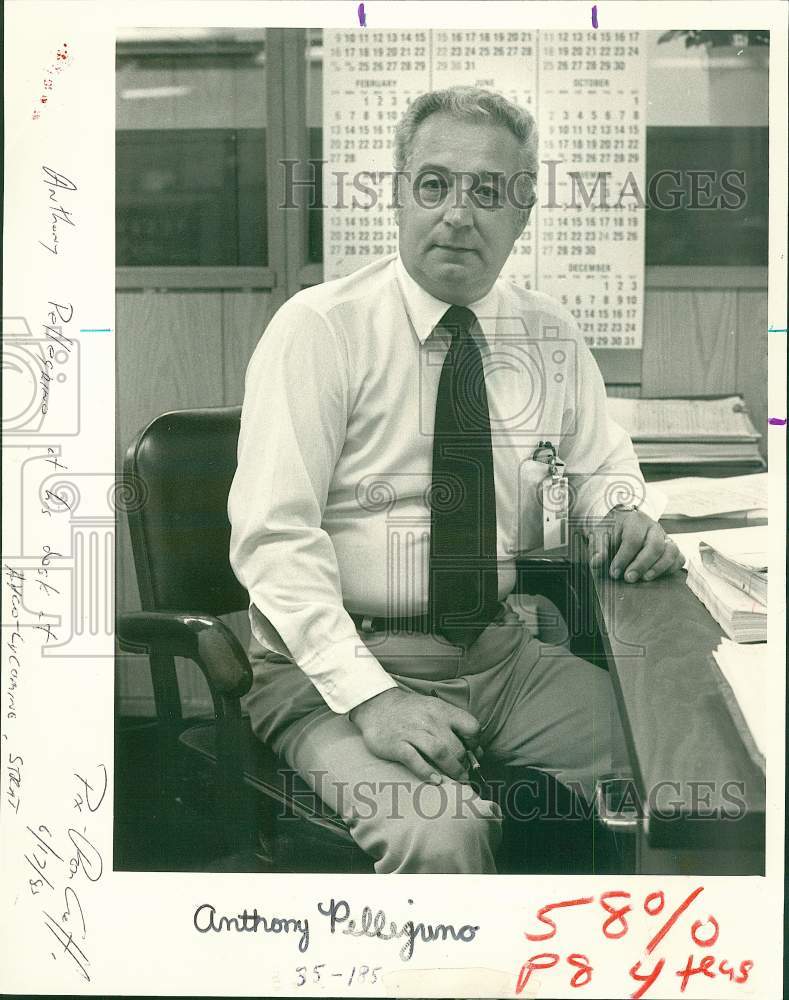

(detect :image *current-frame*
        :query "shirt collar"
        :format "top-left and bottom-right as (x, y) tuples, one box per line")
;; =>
(395, 252), (500, 346)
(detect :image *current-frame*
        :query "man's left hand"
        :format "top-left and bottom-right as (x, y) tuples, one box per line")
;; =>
(588, 508), (684, 583)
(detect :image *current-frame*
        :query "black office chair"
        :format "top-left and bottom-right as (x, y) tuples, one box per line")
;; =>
(116, 405), (372, 872)
(116, 405), (617, 874)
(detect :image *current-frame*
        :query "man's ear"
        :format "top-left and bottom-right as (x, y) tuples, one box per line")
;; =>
(393, 185), (402, 224)
(392, 170), (407, 219)
(516, 204), (533, 238)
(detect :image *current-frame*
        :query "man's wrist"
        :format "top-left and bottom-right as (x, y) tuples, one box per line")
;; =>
(348, 686), (398, 723)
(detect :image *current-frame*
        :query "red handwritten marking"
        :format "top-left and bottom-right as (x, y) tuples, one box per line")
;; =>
(631, 953), (752, 999)
(32, 42), (70, 119)
(717, 957), (753, 982)
(629, 957), (665, 999)
(600, 890), (632, 939)
(524, 896), (594, 941)
(677, 953), (716, 991)
(517, 947), (751, 997)
(516, 953), (593, 993)
(519, 890), (751, 999)
(515, 953), (558, 993)
(690, 916), (720, 947)
(645, 885), (704, 954)
(567, 953), (592, 988)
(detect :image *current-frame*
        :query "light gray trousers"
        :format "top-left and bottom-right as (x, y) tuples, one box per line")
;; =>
(245, 596), (615, 874)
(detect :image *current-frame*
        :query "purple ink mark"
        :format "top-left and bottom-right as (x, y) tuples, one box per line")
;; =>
(768, 417), (787, 426)
(591, 4), (598, 28)
(357, 2), (366, 26)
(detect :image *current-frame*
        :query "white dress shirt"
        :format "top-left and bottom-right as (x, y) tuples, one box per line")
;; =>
(228, 252), (654, 714)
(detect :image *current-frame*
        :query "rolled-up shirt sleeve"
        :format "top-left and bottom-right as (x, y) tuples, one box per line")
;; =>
(228, 300), (397, 714)
(556, 315), (660, 528)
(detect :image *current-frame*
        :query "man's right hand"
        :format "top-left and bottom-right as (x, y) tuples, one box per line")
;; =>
(348, 688), (480, 784)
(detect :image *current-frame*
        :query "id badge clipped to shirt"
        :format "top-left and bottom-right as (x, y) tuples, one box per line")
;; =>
(534, 441), (568, 550)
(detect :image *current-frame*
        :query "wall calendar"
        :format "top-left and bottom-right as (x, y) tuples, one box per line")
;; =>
(323, 30), (646, 349)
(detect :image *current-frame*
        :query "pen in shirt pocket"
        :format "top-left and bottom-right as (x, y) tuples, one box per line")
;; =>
(430, 688), (482, 773)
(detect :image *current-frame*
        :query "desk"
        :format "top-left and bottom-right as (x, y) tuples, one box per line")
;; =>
(518, 515), (766, 876)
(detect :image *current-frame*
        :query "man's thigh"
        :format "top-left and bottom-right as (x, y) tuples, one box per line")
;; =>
(274, 706), (502, 874)
(467, 616), (615, 804)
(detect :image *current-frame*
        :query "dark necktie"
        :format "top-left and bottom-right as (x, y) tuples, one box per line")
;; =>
(429, 305), (500, 647)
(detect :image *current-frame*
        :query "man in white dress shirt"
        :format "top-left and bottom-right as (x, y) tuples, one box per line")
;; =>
(228, 87), (683, 873)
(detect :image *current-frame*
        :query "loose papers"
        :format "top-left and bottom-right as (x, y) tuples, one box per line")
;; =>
(712, 638), (767, 764)
(659, 473), (768, 518)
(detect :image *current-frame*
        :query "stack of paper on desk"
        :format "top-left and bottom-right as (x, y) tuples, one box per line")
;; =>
(686, 561), (766, 642)
(669, 527), (768, 642)
(658, 473), (768, 519)
(699, 537), (767, 606)
(669, 525), (768, 574)
(607, 396), (763, 466)
(712, 638), (767, 765)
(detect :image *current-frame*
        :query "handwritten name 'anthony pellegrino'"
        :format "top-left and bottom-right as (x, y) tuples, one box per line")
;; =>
(193, 897), (481, 963)
(39, 166), (77, 256)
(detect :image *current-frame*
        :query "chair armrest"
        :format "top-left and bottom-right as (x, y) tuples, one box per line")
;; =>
(117, 611), (253, 699)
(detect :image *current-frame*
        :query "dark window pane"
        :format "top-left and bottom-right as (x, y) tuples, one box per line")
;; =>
(307, 127), (324, 263)
(236, 130), (269, 265)
(116, 128), (267, 266)
(646, 127), (768, 266)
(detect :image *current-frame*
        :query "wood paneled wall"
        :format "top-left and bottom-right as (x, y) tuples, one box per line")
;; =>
(639, 273), (768, 447)
(116, 271), (768, 715)
(115, 289), (272, 715)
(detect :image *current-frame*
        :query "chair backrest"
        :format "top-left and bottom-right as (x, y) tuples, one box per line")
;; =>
(123, 405), (248, 616)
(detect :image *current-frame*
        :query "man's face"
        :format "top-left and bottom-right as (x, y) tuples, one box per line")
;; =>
(397, 112), (531, 305)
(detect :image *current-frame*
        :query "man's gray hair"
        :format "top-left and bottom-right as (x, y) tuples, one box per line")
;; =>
(393, 86), (539, 209)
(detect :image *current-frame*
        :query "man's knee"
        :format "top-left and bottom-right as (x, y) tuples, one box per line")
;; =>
(352, 780), (502, 873)
(411, 779), (501, 825)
